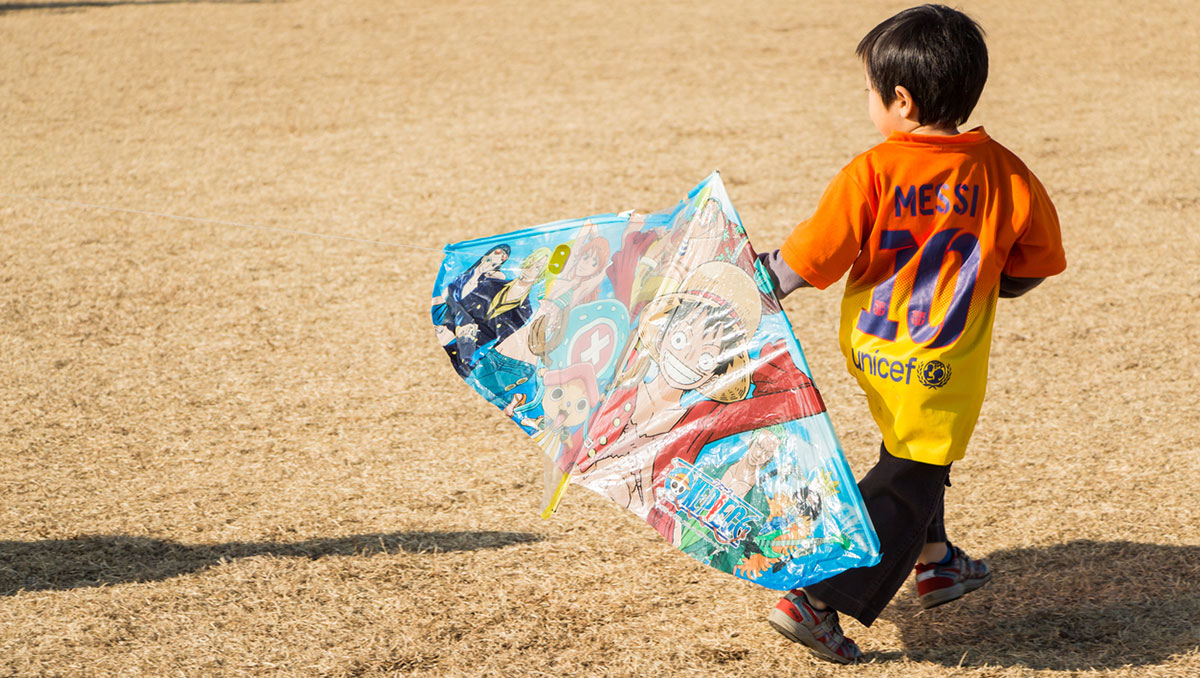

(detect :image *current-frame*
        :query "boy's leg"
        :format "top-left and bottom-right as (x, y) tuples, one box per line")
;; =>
(769, 590), (862, 664)
(913, 494), (992, 608)
(799, 443), (951, 627)
(917, 490), (949, 564)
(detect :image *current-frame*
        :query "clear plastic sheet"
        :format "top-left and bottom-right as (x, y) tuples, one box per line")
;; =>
(431, 173), (880, 589)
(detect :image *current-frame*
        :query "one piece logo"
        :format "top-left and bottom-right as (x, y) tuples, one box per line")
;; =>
(918, 360), (951, 388)
(656, 459), (764, 546)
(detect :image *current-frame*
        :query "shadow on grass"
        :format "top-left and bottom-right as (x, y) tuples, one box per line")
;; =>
(0, 0), (274, 14)
(873, 540), (1200, 670)
(0, 530), (543, 595)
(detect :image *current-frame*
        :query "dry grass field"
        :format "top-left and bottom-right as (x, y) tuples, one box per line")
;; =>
(2, 0), (1198, 676)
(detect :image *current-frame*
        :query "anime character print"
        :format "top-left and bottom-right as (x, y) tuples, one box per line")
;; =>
(731, 441), (853, 581)
(485, 247), (552, 343)
(458, 247), (554, 412)
(607, 197), (769, 320)
(432, 244), (514, 376)
(450, 224), (627, 481)
(665, 427), (782, 565)
(432, 173), (881, 591)
(657, 424), (854, 584)
(567, 258), (828, 543)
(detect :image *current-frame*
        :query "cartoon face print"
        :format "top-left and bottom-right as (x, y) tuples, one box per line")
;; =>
(571, 241), (605, 279)
(519, 251), (550, 282)
(480, 247), (509, 274)
(661, 469), (690, 505)
(795, 485), (823, 522)
(746, 431), (781, 467)
(677, 200), (734, 265)
(693, 199), (727, 238)
(656, 301), (739, 391)
(543, 378), (593, 430)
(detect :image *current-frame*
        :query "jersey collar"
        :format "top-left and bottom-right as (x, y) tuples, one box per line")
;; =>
(888, 126), (989, 145)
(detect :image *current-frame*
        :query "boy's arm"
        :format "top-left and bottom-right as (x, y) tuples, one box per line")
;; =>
(757, 249), (812, 299)
(764, 250), (1045, 299)
(778, 167), (874, 291)
(998, 274), (1044, 298)
(1004, 171), (1066, 284)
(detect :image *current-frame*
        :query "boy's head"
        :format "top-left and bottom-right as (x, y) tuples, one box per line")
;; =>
(857, 4), (988, 130)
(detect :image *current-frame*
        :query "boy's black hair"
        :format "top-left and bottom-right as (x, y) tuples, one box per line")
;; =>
(857, 4), (988, 128)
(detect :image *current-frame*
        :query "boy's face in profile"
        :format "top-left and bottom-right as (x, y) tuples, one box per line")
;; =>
(866, 72), (906, 137)
(863, 68), (960, 137)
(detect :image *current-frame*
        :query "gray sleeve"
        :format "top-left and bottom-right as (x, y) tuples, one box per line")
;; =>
(757, 249), (812, 299)
(998, 273), (1045, 298)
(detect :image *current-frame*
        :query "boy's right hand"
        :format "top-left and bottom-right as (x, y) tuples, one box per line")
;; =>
(757, 249), (812, 299)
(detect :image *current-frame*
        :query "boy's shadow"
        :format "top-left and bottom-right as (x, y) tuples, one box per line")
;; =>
(0, 1), (269, 14)
(0, 530), (542, 596)
(875, 540), (1200, 670)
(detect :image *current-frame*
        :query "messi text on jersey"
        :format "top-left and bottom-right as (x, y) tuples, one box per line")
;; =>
(895, 184), (979, 218)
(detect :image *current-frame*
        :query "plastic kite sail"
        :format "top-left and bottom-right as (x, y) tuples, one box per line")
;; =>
(431, 173), (880, 590)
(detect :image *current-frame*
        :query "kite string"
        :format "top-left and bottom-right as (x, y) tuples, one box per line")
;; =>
(0, 191), (447, 253)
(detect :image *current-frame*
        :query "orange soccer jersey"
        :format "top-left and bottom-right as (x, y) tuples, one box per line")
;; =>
(782, 127), (1066, 465)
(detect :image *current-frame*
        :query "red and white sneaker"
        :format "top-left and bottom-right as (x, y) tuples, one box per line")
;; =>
(914, 545), (992, 609)
(768, 591), (862, 664)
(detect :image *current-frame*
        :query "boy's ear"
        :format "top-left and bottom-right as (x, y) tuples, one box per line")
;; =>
(893, 85), (919, 122)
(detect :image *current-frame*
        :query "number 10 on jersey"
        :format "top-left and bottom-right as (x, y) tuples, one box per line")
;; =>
(855, 228), (982, 350)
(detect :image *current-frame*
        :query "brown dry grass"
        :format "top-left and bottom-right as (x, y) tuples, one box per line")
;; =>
(1, 0), (1198, 676)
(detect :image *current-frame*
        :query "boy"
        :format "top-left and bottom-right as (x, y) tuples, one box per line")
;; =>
(757, 4), (1066, 664)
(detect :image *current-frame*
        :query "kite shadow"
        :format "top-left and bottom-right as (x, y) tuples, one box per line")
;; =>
(873, 540), (1200, 670)
(0, 530), (543, 596)
(0, 0), (278, 14)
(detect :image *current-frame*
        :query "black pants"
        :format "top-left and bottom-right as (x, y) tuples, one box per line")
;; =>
(804, 443), (951, 626)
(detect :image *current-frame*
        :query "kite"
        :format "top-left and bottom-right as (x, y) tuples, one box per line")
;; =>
(431, 172), (880, 590)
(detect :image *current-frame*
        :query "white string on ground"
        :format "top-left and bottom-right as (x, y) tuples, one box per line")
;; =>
(0, 191), (447, 254)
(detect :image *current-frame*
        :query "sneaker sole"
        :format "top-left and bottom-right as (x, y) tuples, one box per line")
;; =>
(919, 572), (992, 609)
(768, 607), (856, 664)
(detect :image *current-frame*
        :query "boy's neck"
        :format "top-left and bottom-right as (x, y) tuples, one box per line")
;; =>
(898, 122), (960, 136)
